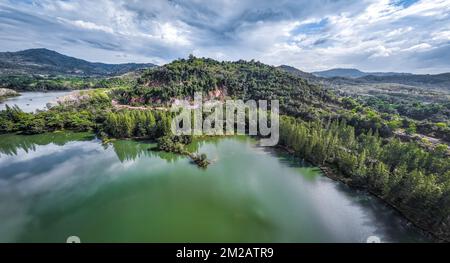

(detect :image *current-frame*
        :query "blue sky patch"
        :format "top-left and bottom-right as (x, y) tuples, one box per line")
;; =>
(391, 0), (419, 8)
(291, 18), (328, 35)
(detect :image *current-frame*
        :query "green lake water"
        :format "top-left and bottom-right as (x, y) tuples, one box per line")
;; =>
(0, 133), (428, 242)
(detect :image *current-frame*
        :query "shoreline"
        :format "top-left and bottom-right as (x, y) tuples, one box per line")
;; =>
(318, 165), (442, 242)
(274, 144), (446, 243)
(1, 130), (446, 241)
(0, 88), (20, 102)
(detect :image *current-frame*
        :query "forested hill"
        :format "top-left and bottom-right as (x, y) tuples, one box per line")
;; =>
(0, 48), (156, 76)
(276, 65), (318, 80)
(358, 73), (450, 88)
(313, 68), (370, 78)
(119, 56), (333, 117)
(312, 67), (450, 89)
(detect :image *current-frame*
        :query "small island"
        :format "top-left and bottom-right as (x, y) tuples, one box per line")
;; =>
(155, 135), (210, 168)
(0, 53), (449, 242)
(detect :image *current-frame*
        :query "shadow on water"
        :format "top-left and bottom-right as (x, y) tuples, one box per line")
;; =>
(332, 184), (431, 242)
(258, 145), (322, 181)
(0, 133), (431, 242)
(258, 143), (430, 242)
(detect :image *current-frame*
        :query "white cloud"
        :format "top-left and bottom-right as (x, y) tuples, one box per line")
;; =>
(432, 30), (450, 41)
(258, 0), (450, 73)
(402, 43), (433, 52)
(58, 18), (114, 34)
(0, 0), (449, 73)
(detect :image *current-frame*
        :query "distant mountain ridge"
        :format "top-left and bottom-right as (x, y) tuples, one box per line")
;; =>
(277, 66), (450, 90)
(276, 65), (327, 86)
(313, 68), (412, 78)
(277, 65), (317, 79)
(0, 48), (156, 77)
(358, 72), (450, 88)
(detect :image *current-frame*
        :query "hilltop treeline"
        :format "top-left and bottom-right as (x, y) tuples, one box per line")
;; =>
(113, 57), (411, 139)
(113, 56), (332, 118)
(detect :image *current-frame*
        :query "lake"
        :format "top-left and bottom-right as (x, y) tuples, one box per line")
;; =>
(0, 133), (428, 242)
(0, 91), (74, 112)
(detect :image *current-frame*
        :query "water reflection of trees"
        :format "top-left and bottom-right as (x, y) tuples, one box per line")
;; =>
(109, 137), (239, 165)
(0, 132), (188, 164)
(109, 140), (184, 163)
(0, 132), (94, 156)
(185, 136), (229, 152)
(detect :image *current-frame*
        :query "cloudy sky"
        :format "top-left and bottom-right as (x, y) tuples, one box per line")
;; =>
(0, 0), (449, 73)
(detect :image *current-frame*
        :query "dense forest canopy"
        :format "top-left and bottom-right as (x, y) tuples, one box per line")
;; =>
(113, 57), (450, 141)
(0, 56), (450, 240)
(114, 56), (332, 118)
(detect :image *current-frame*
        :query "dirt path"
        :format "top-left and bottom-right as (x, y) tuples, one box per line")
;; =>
(112, 100), (168, 111)
(394, 129), (449, 151)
